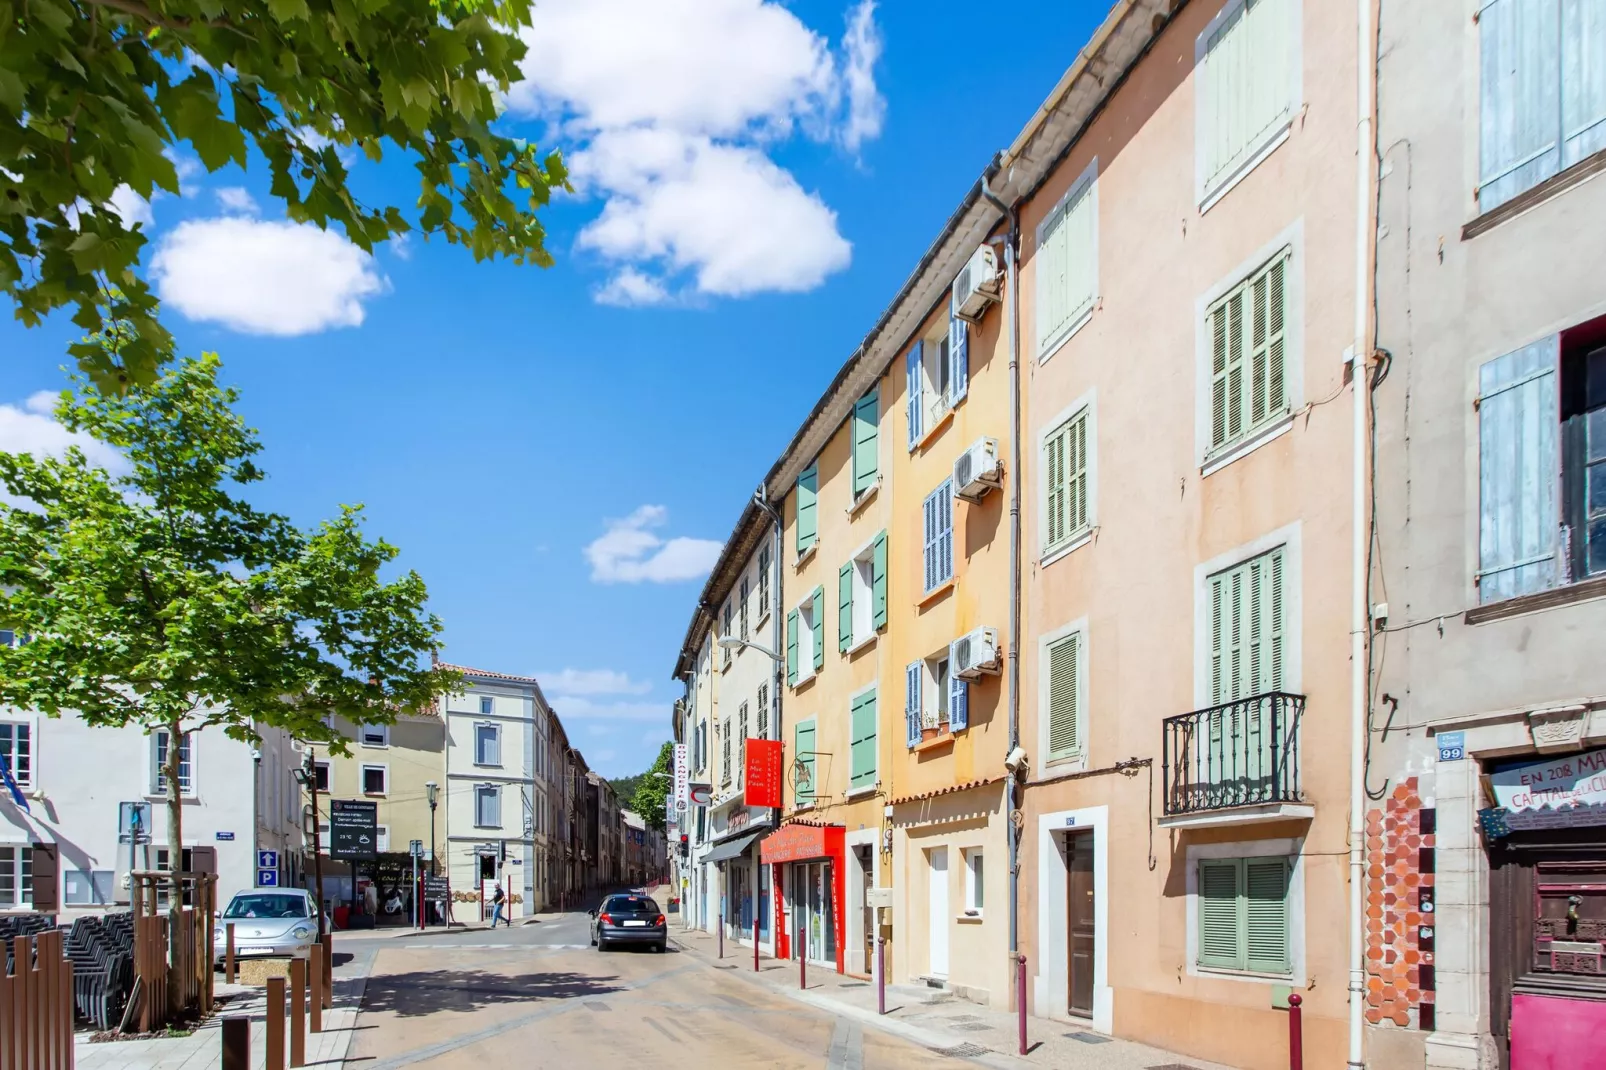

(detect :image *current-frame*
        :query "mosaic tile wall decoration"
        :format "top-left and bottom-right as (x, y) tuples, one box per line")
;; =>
(1365, 777), (1436, 1029)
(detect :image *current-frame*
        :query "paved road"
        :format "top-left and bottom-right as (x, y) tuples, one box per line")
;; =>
(342, 910), (965, 1069)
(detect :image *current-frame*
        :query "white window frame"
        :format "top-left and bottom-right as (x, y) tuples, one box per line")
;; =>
(475, 783), (501, 829)
(1039, 390), (1098, 566)
(962, 848), (984, 916)
(847, 533), (879, 652)
(479, 695), (494, 716)
(920, 651), (951, 730)
(0, 845), (32, 909)
(1036, 616), (1089, 771)
(1193, 522), (1303, 710)
(795, 593), (819, 685)
(151, 729), (195, 796)
(1184, 835), (1306, 984)
(313, 760), (331, 793)
(0, 717), (33, 788)
(921, 327), (955, 430)
(360, 763), (389, 797)
(474, 721), (502, 767)
(359, 723), (390, 748)
(1194, 0), (1303, 211)
(1194, 219), (1305, 473)
(1036, 158), (1100, 363)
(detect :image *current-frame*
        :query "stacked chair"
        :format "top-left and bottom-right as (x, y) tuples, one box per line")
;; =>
(61, 913), (135, 1031)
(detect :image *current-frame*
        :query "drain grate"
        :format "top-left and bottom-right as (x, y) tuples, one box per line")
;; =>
(1067, 1031), (1112, 1044)
(838, 982), (870, 988)
(932, 1042), (991, 1058)
(953, 1023), (992, 1033)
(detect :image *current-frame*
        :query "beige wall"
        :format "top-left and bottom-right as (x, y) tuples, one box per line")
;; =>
(1016, 0), (1360, 1066)
(323, 713), (444, 862)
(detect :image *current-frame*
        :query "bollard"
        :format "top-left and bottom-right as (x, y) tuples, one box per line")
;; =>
(225, 923), (236, 983)
(718, 912), (724, 959)
(1288, 993), (1304, 1070)
(266, 976), (286, 1070)
(309, 944), (324, 1034)
(290, 958), (307, 1067)
(1017, 953), (1028, 1056)
(800, 942), (807, 990)
(321, 934), (333, 1006)
(877, 936), (886, 1015)
(221, 1015), (251, 1070)
(754, 911), (760, 972)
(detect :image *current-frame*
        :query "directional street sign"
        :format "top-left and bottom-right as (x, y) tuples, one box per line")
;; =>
(258, 849), (279, 870)
(410, 839), (423, 859)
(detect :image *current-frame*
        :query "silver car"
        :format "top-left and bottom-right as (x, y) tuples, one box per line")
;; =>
(212, 889), (323, 965)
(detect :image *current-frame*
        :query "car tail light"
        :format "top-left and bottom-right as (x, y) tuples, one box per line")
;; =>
(654, 914), (665, 926)
(599, 913), (613, 925)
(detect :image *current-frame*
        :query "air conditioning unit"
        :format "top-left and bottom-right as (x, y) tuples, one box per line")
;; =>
(951, 626), (1001, 680)
(953, 437), (1002, 501)
(952, 245), (1001, 322)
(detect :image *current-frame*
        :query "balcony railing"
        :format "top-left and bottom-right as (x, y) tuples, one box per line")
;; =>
(1162, 691), (1305, 817)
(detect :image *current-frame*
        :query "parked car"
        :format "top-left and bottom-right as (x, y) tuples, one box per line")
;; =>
(589, 894), (667, 953)
(212, 889), (327, 966)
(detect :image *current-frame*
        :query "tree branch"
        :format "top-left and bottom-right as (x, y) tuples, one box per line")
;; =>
(78, 0), (199, 33)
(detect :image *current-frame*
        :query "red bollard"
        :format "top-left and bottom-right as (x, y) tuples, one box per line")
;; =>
(1288, 993), (1304, 1070)
(801, 942), (807, 990)
(753, 911), (760, 972)
(877, 937), (886, 1015)
(1017, 954), (1028, 1056)
(718, 912), (724, 959)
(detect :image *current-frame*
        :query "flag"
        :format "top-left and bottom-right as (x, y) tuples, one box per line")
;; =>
(0, 752), (28, 812)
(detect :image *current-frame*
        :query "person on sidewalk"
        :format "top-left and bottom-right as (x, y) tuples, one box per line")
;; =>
(490, 882), (507, 928)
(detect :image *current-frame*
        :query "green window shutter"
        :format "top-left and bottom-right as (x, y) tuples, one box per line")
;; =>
(838, 561), (854, 652)
(871, 531), (888, 630)
(1066, 410), (1088, 536)
(1208, 251), (1291, 452)
(811, 586), (825, 672)
(850, 691), (877, 789)
(795, 721), (816, 803)
(1046, 631), (1080, 760)
(1209, 545), (1286, 706)
(1249, 256), (1287, 427)
(786, 609), (799, 687)
(796, 464), (818, 554)
(1198, 858), (1243, 970)
(1044, 423), (1067, 550)
(1244, 857), (1291, 975)
(853, 388), (880, 495)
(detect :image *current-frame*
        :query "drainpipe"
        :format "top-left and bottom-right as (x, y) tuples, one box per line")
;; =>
(1347, 0), (1375, 1065)
(980, 156), (1022, 969)
(754, 486), (784, 950)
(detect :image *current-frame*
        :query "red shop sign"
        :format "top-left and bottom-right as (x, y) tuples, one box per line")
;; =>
(746, 739), (783, 809)
(761, 822), (837, 865)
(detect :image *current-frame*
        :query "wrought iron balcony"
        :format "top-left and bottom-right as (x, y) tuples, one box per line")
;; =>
(1162, 692), (1305, 818)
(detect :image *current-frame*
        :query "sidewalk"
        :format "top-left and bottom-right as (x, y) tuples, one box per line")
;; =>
(669, 924), (1242, 1070)
(73, 968), (368, 1070)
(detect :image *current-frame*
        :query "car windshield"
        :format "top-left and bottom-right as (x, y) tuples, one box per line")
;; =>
(603, 896), (659, 914)
(224, 894), (310, 920)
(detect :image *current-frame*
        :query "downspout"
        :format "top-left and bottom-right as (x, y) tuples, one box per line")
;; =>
(980, 156), (1022, 969)
(1348, 0), (1375, 1066)
(754, 487), (784, 952)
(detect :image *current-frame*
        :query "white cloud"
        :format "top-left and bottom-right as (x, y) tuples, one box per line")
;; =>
(107, 186), (154, 229)
(214, 187), (258, 215)
(0, 392), (128, 474)
(584, 505), (721, 584)
(507, 0), (882, 303)
(150, 217), (387, 336)
(539, 669), (653, 696)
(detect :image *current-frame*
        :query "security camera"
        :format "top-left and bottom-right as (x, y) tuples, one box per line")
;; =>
(1004, 747), (1029, 775)
(250, 748), (262, 762)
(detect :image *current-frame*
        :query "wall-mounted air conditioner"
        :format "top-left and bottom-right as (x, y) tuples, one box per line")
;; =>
(952, 245), (1001, 322)
(951, 627), (1001, 680)
(953, 437), (1002, 501)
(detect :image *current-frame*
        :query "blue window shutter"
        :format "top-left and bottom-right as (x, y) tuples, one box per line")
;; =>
(871, 531), (888, 630)
(907, 343), (924, 449)
(1562, 0), (1606, 168)
(948, 673), (969, 732)
(786, 609), (799, 686)
(853, 388), (880, 495)
(905, 662), (922, 747)
(949, 313), (969, 404)
(1478, 335), (1559, 603)
(838, 561), (854, 652)
(796, 464), (818, 553)
(938, 480), (954, 585)
(1479, 0), (1562, 210)
(811, 586), (825, 671)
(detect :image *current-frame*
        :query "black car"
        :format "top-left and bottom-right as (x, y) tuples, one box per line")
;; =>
(589, 894), (667, 952)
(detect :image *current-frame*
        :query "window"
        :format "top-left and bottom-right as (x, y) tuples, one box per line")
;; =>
(361, 764), (388, 796)
(837, 531), (889, 651)
(1042, 403), (1092, 556)
(722, 599), (734, 669)
(852, 387), (880, 495)
(1208, 249), (1291, 455)
(1208, 546), (1286, 705)
(906, 319), (970, 448)
(1036, 162), (1098, 359)
(796, 463), (819, 556)
(922, 480), (955, 593)
(0, 720), (31, 787)
(963, 849), (984, 914)
(1044, 628), (1084, 762)
(737, 702), (749, 785)
(757, 683), (769, 739)
(849, 689), (877, 791)
(758, 545), (771, 619)
(151, 729), (193, 795)
(1197, 856), (1291, 975)
(313, 761), (330, 792)
(739, 577), (750, 640)
(475, 722), (501, 766)
(479, 696), (494, 716)
(905, 653), (968, 747)
(785, 587), (824, 687)
(375, 826), (390, 853)
(1478, 0), (1606, 212)
(794, 720), (816, 804)
(64, 868), (115, 906)
(475, 784), (501, 828)
(0, 846), (32, 908)
(360, 723), (389, 747)
(721, 718), (732, 786)
(1196, 0), (1299, 205)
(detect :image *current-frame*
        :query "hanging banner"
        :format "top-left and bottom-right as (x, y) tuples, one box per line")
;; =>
(673, 742), (690, 814)
(1488, 747), (1606, 831)
(746, 738), (783, 809)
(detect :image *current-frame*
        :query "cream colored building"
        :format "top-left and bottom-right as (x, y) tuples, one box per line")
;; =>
(318, 710), (445, 875)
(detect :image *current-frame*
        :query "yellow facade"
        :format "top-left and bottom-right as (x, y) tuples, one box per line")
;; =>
(320, 712), (446, 868)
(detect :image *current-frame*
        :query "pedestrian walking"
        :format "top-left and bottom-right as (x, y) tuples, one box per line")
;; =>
(491, 882), (507, 928)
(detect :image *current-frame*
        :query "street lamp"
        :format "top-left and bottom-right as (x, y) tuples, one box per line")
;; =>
(425, 781), (439, 874)
(717, 635), (782, 662)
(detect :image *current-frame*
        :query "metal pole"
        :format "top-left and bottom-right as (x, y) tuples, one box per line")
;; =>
(411, 850), (419, 931)
(753, 905), (760, 972)
(1016, 953), (1028, 1056)
(877, 935), (885, 1015)
(308, 750), (326, 941)
(718, 911), (724, 959)
(1289, 993), (1305, 1070)
(801, 939), (807, 990)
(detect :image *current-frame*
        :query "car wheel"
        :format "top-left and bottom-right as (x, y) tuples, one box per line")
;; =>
(597, 939), (608, 952)
(655, 941), (666, 954)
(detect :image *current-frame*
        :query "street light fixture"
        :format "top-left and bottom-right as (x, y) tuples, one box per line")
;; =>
(717, 635), (782, 662)
(425, 780), (439, 874)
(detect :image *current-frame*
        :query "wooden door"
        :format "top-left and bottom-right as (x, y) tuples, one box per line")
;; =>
(1066, 831), (1095, 1017)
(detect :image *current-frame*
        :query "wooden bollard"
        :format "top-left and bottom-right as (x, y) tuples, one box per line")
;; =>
(290, 958), (307, 1067)
(221, 1015), (251, 1070)
(225, 923), (236, 983)
(309, 943), (324, 1033)
(266, 975), (286, 1070)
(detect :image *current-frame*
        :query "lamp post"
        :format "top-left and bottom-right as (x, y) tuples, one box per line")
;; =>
(425, 781), (439, 874)
(293, 750), (326, 939)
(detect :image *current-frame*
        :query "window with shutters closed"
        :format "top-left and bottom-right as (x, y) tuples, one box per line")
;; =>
(1207, 545), (1286, 706)
(852, 387), (880, 496)
(1207, 249), (1292, 456)
(1036, 161), (1098, 361)
(796, 463), (819, 557)
(1043, 628), (1083, 762)
(1042, 401), (1093, 559)
(923, 480), (954, 593)
(721, 718), (732, 786)
(1478, 0), (1606, 213)
(1196, 855), (1292, 975)
(1196, 0), (1299, 206)
(849, 688), (877, 790)
(794, 720), (817, 805)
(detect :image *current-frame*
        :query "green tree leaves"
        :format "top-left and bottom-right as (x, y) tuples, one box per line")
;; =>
(1, 0), (568, 390)
(629, 741), (674, 834)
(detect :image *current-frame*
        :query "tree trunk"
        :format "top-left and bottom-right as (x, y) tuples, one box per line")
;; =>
(165, 717), (185, 1015)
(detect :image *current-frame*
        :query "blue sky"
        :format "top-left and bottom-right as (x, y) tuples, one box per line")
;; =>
(0, 0), (1106, 780)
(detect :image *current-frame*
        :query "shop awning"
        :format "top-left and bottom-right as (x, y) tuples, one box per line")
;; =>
(702, 831), (762, 865)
